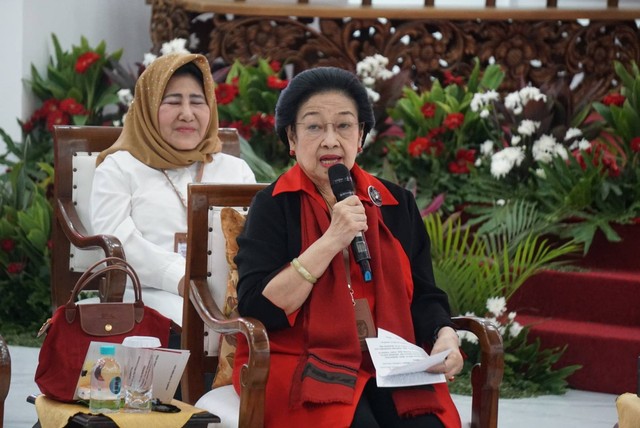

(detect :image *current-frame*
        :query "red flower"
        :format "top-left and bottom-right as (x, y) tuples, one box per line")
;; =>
(225, 120), (252, 139)
(22, 120), (35, 134)
(7, 262), (25, 275)
(33, 99), (59, 120)
(602, 93), (625, 107)
(421, 102), (437, 118)
(46, 110), (70, 131)
(269, 60), (282, 73)
(448, 149), (476, 174)
(443, 112), (465, 130)
(215, 83), (239, 105)
(408, 137), (428, 157)
(266, 75), (288, 90)
(1, 239), (15, 252)
(443, 70), (464, 86)
(59, 98), (87, 115)
(250, 113), (275, 132)
(408, 136), (444, 157)
(427, 126), (445, 139)
(75, 51), (101, 73)
(630, 137), (640, 153)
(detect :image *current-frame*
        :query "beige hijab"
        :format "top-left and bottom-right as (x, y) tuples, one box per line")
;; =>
(97, 53), (221, 168)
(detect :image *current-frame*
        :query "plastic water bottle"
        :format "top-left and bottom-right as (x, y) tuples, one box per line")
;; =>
(90, 344), (122, 413)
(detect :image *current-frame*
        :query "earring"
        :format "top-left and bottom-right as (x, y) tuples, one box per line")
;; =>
(289, 150), (295, 157)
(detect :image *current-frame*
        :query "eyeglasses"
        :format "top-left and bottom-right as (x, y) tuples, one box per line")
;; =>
(295, 120), (364, 142)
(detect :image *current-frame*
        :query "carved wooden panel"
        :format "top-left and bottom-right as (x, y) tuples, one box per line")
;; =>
(149, 0), (640, 104)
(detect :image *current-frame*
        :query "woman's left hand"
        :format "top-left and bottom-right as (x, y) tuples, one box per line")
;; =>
(426, 326), (463, 381)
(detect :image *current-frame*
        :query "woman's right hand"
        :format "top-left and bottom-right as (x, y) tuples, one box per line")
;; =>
(324, 195), (368, 252)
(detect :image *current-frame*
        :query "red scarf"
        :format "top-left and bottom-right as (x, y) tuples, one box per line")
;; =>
(276, 165), (460, 425)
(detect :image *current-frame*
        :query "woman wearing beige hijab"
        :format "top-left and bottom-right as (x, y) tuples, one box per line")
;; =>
(90, 53), (256, 326)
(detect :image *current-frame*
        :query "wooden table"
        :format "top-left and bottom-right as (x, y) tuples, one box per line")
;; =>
(28, 395), (220, 427)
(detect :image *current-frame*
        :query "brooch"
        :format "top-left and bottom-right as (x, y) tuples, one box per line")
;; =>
(368, 185), (382, 207)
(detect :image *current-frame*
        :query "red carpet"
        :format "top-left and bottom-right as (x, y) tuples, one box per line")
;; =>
(508, 225), (640, 395)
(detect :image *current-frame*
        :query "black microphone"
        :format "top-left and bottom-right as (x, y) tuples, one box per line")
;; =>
(328, 164), (372, 282)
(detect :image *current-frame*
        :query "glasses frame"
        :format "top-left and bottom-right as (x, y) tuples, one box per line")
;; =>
(292, 121), (365, 142)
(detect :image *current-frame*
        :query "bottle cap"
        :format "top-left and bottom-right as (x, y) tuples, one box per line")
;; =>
(100, 345), (116, 355)
(122, 336), (161, 348)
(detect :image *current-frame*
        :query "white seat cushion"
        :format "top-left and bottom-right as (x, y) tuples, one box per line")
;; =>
(195, 384), (240, 428)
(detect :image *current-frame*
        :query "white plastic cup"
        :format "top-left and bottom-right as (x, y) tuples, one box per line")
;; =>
(121, 336), (161, 413)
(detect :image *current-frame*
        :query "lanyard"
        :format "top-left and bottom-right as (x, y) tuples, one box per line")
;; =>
(161, 161), (204, 209)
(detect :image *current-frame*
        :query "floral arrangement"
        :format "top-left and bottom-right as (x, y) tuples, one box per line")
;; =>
(214, 58), (290, 179)
(365, 59), (504, 212)
(455, 297), (580, 397)
(0, 34), (123, 331)
(24, 34), (122, 132)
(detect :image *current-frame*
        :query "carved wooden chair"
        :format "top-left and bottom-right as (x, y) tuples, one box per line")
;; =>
(180, 183), (504, 428)
(181, 183), (269, 428)
(51, 125), (241, 313)
(0, 333), (10, 428)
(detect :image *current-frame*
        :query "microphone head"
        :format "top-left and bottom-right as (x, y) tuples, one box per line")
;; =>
(328, 163), (354, 201)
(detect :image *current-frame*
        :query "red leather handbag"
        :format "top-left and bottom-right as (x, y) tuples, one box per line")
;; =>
(34, 257), (172, 402)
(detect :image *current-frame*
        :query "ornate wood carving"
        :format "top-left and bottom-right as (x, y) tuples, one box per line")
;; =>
(148, 0), (640, 104)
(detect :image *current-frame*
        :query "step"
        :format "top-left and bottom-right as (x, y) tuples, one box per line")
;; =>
(577, 223), (640, 273)
(516, 314), (640, 395)
(509, 269), (640, 326)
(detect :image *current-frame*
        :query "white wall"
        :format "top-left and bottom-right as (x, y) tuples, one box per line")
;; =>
(0, 0), (151, 143)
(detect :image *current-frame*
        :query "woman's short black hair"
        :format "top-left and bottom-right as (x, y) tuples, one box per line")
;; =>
(275, 67), (375, 146)
(173, 61), (204, 85)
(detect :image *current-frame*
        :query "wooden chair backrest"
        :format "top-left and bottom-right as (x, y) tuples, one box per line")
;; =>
(50, 125), (241, 311)
(181, 183), (269, 428)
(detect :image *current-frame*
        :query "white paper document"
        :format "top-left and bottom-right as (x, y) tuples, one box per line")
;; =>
(366, 328), (451, 387)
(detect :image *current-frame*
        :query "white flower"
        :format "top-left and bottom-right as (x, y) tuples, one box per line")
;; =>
(509, 322), (524, 338)
(117, 89), (133, 106)
(535, 168), (546, 178)
(365, 87), (380, 103)
(565, 127), (583, 141)
(517, 120), (540, 136)
(555, 144), (568, 160)
(518, 86), (547, 105)
(458, 330), (478, 345)
(532, 134), (558, 163)
(578, 139), (592, 151)
(490, 147), (525, 179)
(480, 109), (490, 118)
(474, 158), (482, 167)
(480, 140), (494, 156)
(511, 135), (522, 146)
(356, 54), (397, 86)
(160, 38), (189, 55)
(486, 296), (507, 317)
(504, 91), (523, 114)
(508, 312), (517, 321)
(470, 90), (499, 112)
(496, 199), (506, 206)
(362, 76), (376, 87)
(142, 53), (157, 67)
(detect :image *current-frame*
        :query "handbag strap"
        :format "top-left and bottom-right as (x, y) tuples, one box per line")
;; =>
(65, 257), (144, 323)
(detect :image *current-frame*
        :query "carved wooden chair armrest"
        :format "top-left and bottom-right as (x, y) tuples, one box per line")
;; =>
(55, 198), (127, 302)
(182, 278), (269, 428)
(452, 316), (504, 428)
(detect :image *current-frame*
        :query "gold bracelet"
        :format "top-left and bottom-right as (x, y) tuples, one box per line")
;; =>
(291, 258), (317, 284)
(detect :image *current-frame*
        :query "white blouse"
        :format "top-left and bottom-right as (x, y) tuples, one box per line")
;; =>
(90, 150), (256, 299)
